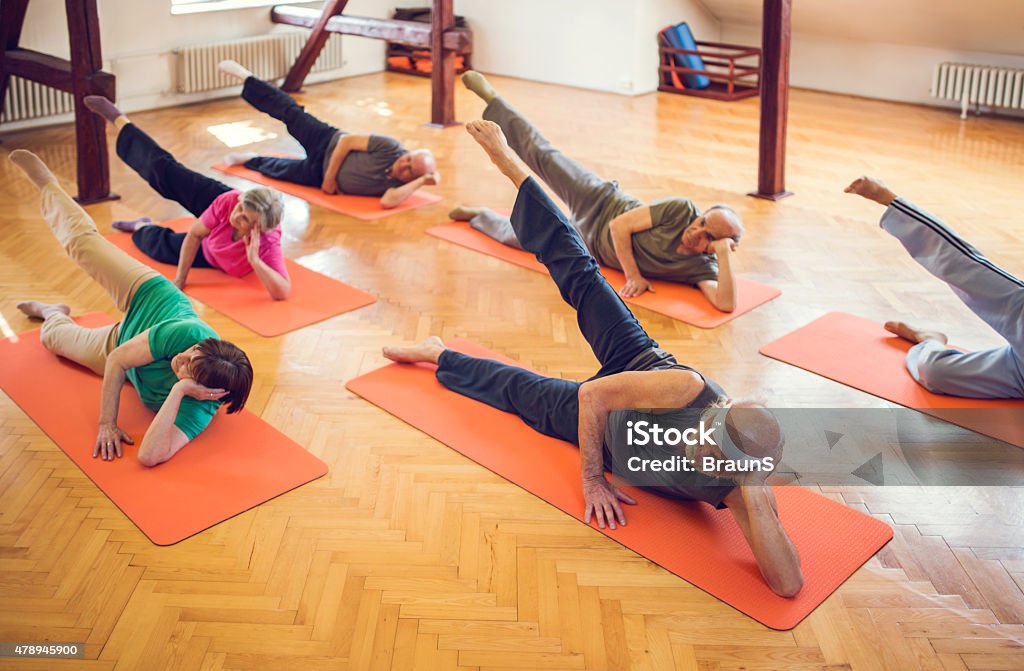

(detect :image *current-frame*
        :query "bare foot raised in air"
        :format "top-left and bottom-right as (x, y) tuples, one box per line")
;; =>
(884, 321), (948, 345)
(845, 176), (898, 207)
(17, 300), (70, 321)
(383, 336), (447, 365)
(465, 120), (528, 187)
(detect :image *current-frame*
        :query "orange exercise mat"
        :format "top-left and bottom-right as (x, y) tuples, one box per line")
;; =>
(760, 312), (1024, 449)
(106, 218), (375, 337)
(212, 161), (442, 220)
(0, 314), (327, 545)
(426, 221), (780, 328)
(346, 339), (893, 630)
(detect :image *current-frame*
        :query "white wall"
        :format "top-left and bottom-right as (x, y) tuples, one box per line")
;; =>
(5, 0), (393, 130)
(721, 24), (1024, 111)
(454, 0), (719, 95)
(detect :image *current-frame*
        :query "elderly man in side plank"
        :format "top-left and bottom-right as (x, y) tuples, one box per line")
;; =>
(451, 71), (744, 311)
(217, 59), (439, 209)
(385, 120), (803, 597)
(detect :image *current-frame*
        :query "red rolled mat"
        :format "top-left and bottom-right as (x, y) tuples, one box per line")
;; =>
(346, 339), (893, 629)
(0, 314), (327, 545)
(106, 218), (375, 337)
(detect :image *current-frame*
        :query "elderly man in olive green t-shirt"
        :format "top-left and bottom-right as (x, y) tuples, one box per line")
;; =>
(452, 72), (744, 312)
(10, 151), (255, 467)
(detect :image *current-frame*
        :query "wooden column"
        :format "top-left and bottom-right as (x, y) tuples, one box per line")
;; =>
(281, 0), (349, 92)
(750, 0), (793, 200)
(0, 0), (117, 203)
(0, 0), (31, 108)
(427, 0), (456, 127)
(66, 0), (116, 203)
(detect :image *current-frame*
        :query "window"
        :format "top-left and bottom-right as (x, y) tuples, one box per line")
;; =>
(171, 0), (301, 16)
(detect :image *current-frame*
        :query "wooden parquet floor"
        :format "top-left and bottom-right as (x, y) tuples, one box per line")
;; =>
(2, 73), (1024, 670)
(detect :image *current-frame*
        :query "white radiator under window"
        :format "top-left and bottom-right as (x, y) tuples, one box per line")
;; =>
(1, 33), (344, 125)
(931, 62), (1024, 119)
(1, 76), (75, 124)
(176, 32), (344, 94)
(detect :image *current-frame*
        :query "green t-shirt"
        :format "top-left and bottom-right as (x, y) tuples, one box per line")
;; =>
(117, 277), (221, 440)
(590, 196), (719, 285)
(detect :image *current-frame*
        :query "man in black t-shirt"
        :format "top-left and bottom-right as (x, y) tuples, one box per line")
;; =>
(218, 60), (438, 209)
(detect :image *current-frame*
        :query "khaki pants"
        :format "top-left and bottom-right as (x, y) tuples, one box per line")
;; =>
(37, 183), (159, 375)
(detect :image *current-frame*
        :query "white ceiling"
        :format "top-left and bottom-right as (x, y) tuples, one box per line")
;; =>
(701, 0), (1024, 55)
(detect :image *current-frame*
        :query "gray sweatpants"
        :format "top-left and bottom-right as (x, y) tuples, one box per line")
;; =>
(883, 198), (1024, 398)
(472, 97), (626, 249)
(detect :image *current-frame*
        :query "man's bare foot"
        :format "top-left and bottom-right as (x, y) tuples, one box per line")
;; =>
(465, 120), (528, 187)
(449, 206), (485, 221)
(884, 321), (948, 345)
(844, 176), (898, 207)
(17, 301), (70, 321)
(9, 150), (58, 190)
(461, 71), (497, 102)
(383, 336), (446, 365)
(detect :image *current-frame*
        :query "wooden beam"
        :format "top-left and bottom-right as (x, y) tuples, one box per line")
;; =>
(0, 0), (31, 115)
(750, 0), (793, 200)
(65, 0), (117, 203)
(271, 5), (472, 53)
(279, 0), (350, 92)
(428, 0), (456, 127)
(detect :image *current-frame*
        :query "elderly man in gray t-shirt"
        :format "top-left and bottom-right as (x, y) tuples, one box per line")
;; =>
(218, 60), (438, 209)
(452, 72), (744, 312)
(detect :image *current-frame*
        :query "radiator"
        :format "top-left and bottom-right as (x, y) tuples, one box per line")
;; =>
(1, 76), (75, 124)
(176, 32), (344, 94)
(931, 62), (1024, 119)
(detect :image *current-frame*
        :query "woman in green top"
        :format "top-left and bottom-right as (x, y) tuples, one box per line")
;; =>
(10, 151), (254, 467)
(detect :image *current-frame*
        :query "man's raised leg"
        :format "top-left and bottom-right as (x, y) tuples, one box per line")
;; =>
(464, 72), (616, 227)
(237, 74), (339, 159)
(10, 151), (157, 312)
(465, 121), (655, 376)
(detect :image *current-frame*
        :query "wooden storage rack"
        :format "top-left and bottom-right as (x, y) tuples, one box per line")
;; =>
(658, 36), (761, 102)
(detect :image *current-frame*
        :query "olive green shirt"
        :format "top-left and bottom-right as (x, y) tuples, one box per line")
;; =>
(589, 195), (719, 285)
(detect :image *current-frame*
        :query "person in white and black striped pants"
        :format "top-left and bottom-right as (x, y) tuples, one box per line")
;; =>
(847, 176), (1024, 398)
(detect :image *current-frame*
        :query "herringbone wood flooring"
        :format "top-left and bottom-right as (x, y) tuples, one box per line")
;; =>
(1, 72), (1024, 670)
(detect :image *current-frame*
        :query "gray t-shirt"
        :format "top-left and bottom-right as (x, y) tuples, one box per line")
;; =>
(589, 194), (719, 285)
(323, 132), (407, 196)
(602, 348), (736, 509)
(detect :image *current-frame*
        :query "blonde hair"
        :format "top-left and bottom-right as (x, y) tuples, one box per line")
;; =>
(240, 187), (284, 233)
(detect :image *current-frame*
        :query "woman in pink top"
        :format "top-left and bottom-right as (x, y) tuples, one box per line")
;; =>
(85, 97), (292, 301)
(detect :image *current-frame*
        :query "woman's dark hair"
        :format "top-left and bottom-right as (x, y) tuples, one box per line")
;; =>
(191, 338), (253, 414)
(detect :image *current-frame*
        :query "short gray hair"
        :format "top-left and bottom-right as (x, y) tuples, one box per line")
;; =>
(240, 187), (284, 233)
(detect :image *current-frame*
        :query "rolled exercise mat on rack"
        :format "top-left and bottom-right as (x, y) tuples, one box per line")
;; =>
(213, 159), (442, 220)
(106, 218), (375, 337)
(346, 338), (893, 630)
(760, 312), (1024, 448)
(0, 314), (328, 545)
(426, 221), (780, 328)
